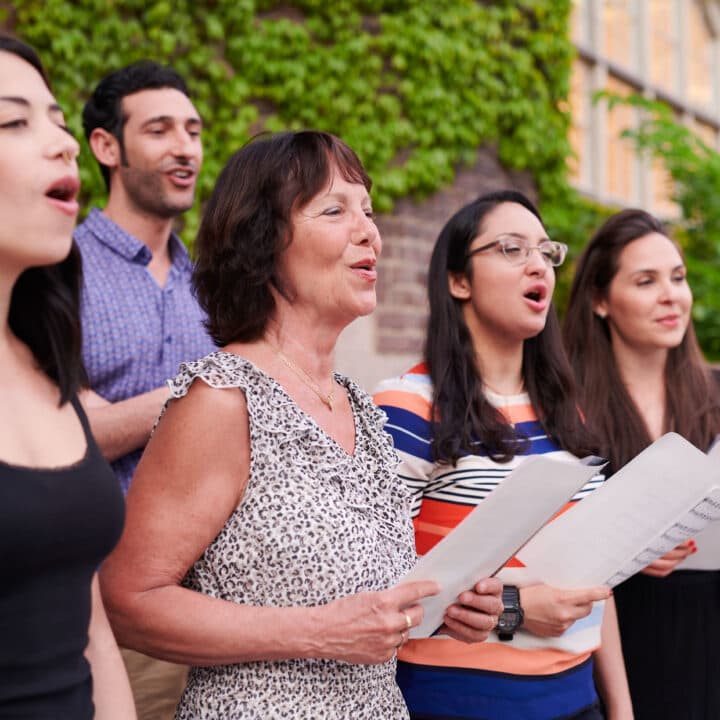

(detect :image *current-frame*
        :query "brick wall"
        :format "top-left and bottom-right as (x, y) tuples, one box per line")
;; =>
(374, 146), (536, 357)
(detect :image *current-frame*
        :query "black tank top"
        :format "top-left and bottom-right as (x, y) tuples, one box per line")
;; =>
(0, 397), (125, 717)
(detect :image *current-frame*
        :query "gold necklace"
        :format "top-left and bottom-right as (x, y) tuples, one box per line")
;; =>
(273, 346), (336, 411)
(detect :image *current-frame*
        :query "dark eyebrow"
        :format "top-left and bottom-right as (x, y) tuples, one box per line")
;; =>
(630, 264), (686, 277)
(141, 114), (203, 129)
(0, 96), (63, 114)
(499, 231), (552, 244)
(0, 96), (29, 107)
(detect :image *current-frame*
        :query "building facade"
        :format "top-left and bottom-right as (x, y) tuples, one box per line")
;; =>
(337, 0), (720, 391)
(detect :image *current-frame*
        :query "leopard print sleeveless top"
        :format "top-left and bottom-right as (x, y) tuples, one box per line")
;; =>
(170, 351), (416, 719)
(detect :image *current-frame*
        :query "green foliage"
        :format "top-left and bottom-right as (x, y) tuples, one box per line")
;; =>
(8, 0), (575, 240)
(603, 94), (720, 358)
(9, 1), (717, 354)
(542, 188), (616, 314)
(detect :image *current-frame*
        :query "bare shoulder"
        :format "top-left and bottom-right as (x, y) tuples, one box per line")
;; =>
(139, 377), (250, 499)
(160, 372), (249, 433)
(103, 378), (251, 594)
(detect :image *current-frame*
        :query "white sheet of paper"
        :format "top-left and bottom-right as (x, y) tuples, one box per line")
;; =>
(679, 437), (720, 570)
(400, 455), (602, 639)
(517, 433), (720, 587)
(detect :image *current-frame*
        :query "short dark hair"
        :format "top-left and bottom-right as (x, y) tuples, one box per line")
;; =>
(193, 131), (372, 346)
(1, 34), (86, 404)
(82, 60), (190, 188)
(425, 189), (596, 464)
(563, 208), (720, 470)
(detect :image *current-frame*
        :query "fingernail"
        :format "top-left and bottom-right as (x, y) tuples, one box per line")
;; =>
(477, 580), (487, 593)
(692, 547), (698, 554)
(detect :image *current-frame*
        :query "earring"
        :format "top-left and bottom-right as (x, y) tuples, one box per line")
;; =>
(595, 310), (607, 320)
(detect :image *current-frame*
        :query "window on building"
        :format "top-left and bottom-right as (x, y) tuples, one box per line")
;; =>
(605, 75), (637, 202)
(569, 0), (720, 218)
(604, 0), (638, 71)
(649, 0), (679, 94)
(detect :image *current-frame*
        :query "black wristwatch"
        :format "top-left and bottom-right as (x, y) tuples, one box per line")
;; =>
(497, 584), (524, 641)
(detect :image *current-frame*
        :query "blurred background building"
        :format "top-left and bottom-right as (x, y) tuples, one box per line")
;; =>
(337, 0), (720, 389)
(4, 0), (718, 387)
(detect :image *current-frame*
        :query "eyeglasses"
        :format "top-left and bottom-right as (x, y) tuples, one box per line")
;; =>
(466, 235), (568, 268)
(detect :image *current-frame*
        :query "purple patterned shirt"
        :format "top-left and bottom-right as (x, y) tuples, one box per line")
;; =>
(75, 209), (215, 493)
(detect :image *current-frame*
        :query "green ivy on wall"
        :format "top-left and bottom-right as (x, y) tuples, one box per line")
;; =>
(4, 0), (578, 243)
(4, 0), (717, 356)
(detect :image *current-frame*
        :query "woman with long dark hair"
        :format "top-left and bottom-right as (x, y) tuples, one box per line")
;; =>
(375, 190), (632, 720)
(563, 208), (720, 720)
(0, 34), (134, 718)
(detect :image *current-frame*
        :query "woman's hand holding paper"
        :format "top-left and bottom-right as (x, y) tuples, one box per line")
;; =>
(441, 578), (504, 643)
(520, 584), (611, 637)
(640, 539), (695, 578)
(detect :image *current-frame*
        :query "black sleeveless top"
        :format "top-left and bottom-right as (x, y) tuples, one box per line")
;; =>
(0, 397), (125, 718)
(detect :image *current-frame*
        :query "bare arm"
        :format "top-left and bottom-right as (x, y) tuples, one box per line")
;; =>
(84, 574), (136, 719)
(100, 380), (439, 666)
(593, 595), (634, 719)
(80, 387), (169, 462)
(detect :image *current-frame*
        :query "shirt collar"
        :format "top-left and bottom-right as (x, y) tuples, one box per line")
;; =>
(167, 232), (193, 272)
(82, 208), (192, 270)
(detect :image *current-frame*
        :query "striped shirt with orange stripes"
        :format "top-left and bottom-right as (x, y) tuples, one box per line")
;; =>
(374, 363), (606, 720)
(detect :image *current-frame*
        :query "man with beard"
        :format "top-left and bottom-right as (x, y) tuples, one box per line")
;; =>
(76, 61), (213, 495)
(75, 61), (213, 720)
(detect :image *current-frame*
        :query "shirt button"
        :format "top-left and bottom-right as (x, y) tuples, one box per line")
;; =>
(165, 335), (172, 343)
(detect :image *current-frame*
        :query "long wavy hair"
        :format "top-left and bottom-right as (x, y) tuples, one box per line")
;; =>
(1, 34), (85, 404)
(563, 208), (720, 471)
(425, 190), (597, 465)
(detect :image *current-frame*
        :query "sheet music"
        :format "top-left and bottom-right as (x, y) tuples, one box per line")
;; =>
(400, 455), (602, 638)
(679, 437), (720, 571)
(517, 433), (720, 588)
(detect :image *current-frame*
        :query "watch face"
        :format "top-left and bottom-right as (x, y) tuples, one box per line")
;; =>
(497, 610), (520, 632)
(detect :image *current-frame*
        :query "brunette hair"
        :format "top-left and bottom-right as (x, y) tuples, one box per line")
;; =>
(82, 60), (190, 189)
(193, 130), (372, 345)
(1, 34), (86, 404)
(425, 190), (597, 465)
(563, 208), (720, 470)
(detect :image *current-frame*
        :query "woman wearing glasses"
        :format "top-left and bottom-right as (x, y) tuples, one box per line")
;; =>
(374, 191), (632, 720)
(563, 209), (720, 720)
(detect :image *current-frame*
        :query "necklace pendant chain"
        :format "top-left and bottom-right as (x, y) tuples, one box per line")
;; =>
(273, 346), (335, 412)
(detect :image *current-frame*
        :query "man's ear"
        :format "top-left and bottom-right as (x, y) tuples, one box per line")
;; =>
(88, 128), (121, 169)
(448, 271), (472, 301)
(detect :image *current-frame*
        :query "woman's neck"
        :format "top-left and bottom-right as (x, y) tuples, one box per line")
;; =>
(473, 337), (525, 396)
(263, 313), (339, 379)
(612, 340), (668, 439)
(0, 269), (19, 360)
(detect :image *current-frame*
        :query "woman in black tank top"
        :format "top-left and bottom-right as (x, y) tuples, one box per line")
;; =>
(0, 34), (134, 718)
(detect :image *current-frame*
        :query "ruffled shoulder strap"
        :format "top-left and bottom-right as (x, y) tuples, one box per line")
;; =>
(166, 351), (268, 398)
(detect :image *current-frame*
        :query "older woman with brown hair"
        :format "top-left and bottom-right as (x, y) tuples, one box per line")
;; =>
(100, 130), (503, 719)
